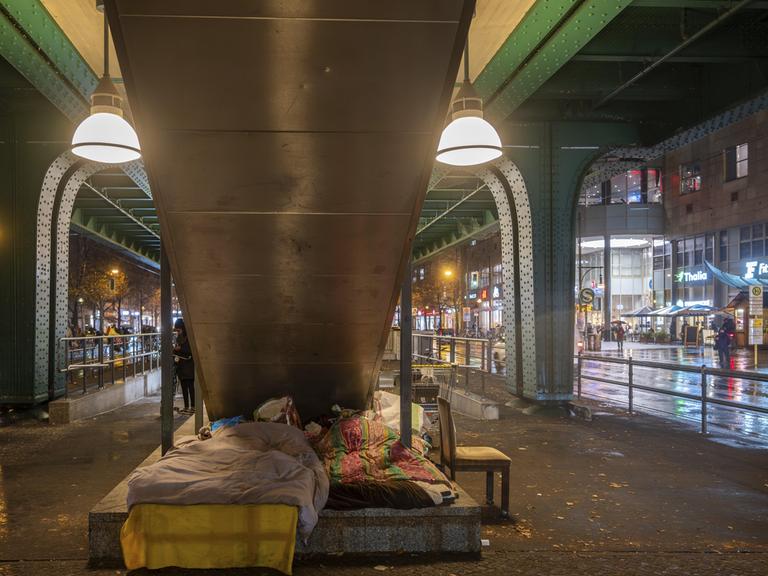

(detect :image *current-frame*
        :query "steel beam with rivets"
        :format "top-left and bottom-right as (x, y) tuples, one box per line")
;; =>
(0, 0), (153, 199)
(483, 0), (633, 120)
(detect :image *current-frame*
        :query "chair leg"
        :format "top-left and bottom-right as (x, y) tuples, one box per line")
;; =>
(500, 465), (510, 518)
(485, 470), (494, 505)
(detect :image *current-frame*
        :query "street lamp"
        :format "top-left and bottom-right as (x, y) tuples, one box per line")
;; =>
(110, 268), (119, 275)
(71, 9), (140, 164)
(436, 34), (501, 167)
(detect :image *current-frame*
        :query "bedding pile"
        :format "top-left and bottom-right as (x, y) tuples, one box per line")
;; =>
(126, 422), (328, 537)
(310, 413), (454, 509)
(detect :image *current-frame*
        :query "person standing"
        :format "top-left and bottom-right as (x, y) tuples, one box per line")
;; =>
(173, 318), (195, 413)
(714, 327), (731, 369)
(616, 323), (625, 353)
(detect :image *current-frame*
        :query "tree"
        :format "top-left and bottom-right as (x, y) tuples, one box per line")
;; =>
(110, 270), (130, 328)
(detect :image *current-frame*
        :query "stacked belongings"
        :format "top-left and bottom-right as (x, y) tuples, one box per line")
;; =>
(305, 395), (456, 510)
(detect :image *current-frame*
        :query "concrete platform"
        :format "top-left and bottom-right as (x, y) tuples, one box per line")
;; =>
(50, 368), (161, 425)
(89, 420), (481, 566)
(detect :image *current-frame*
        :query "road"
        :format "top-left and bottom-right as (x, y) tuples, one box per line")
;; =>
(578, 344), (768, 447)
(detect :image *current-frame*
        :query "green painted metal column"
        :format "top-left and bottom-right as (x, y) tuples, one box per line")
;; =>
(0, 88), (71, 403)
(503, 121), (638, 401)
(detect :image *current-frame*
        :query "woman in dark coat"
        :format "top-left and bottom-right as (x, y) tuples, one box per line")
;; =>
(173, 318), (195, 413)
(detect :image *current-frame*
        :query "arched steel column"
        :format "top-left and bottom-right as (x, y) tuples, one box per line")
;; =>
(34, 152), (105, 398)
(477, 158), (537, 398)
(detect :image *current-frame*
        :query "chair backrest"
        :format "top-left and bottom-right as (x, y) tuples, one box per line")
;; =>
(437, 396), (457, 470)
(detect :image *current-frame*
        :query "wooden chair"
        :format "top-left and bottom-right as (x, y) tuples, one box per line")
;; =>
(437, 396), (510, 517)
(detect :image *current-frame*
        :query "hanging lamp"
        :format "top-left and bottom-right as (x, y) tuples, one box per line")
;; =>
(436, 36), (502, 167)
(72, 8), (141, 164)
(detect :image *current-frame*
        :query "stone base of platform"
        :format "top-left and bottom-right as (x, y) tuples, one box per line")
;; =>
(89, 417), (481, 566)
(50, 369), (160, 425)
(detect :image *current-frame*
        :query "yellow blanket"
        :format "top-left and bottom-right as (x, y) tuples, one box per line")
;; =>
(121, 503), (298, 574)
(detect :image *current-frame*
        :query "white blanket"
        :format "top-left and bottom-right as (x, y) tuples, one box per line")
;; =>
(126, 422), (329, 538)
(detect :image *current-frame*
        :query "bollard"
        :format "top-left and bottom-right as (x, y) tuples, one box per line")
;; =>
(700, 365), (708, 435)
(98, 338), (104, 389)
(465, 365), (470, 391)
(577, 351), (582, 399)
(465, 339), (471, 368)
(628, 356), (634, 414)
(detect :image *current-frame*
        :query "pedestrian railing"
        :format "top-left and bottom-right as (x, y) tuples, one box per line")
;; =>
(576, 352), (768, 434)
(59, 332), (161, 397)
(412, 332), (505, 374)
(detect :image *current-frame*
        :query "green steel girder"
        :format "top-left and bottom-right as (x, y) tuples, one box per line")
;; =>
(473, 0), (577, 101)
(0, 0), (98, 98)
(0, 8), (88, 120)
(632, 0), (768, 7)
(483, 0), (633, 120)
(71, 207), (159, 266)
(0, 0), (153, 199)
(413, 218), (499, 264)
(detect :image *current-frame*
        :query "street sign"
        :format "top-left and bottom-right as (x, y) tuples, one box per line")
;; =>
(750, 317), (764, 345)
(749, 286), (763, 315)
(579, 288), (595, 305)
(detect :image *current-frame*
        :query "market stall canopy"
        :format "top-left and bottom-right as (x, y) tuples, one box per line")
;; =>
(648, 305), (683, 317)
(621, 306), (653, 317)
(677, 304), (718, 317)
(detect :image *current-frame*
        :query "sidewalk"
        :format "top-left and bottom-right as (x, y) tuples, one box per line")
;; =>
(0, 392), (766, 575)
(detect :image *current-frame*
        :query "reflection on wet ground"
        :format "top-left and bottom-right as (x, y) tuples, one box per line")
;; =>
(578, 345), (768, 447)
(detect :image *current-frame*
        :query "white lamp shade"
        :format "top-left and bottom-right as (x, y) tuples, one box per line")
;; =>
(71, 112), (141, 164)
(436, 116), (502, 166)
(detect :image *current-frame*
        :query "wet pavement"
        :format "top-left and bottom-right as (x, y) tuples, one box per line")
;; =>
(577, 344), (768, 445)
(0, 388), (766, 575)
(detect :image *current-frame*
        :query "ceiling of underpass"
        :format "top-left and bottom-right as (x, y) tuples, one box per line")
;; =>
(3, 0), (768, 263)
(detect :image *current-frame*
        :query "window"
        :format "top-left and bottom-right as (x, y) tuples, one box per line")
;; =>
(740, 226), (751, 259)
(626, 170), (642, 203)
(719, 230), (728, 262)
(705, 234), (714, 264)
(680, 163), (701, 194)
(725, 143), (748, 181)
(646, 168), (663, 203)
(740, 225), (765, 260)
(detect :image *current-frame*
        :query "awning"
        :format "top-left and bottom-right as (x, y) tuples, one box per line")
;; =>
(648, 305), (683, 317)
(677, 304), (718, 316)
(621, 305), (653, 317)
(704, 260), (763, 289)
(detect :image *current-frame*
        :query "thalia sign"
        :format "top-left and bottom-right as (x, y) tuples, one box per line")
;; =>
(674, 270), (708, 283)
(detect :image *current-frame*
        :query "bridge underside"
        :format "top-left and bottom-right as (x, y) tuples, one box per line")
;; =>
(107, 0), (473, 419)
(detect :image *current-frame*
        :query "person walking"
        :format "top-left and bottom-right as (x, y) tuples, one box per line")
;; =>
(616, 323), (625, 354)
(714, 327), (731, 369)
(173, 318), (195, 413)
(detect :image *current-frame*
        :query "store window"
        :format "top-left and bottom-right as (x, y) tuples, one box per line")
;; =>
(725, 143), (748, 181)
(647, 169), (662, 203)
(680, 163), (701, 194)
(626, 170), (642, 203)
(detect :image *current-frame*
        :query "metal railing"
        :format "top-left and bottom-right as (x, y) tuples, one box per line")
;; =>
(576, 352), (768, 434)
(59, 332), (161, 397)
(412, 331), (505, 374)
